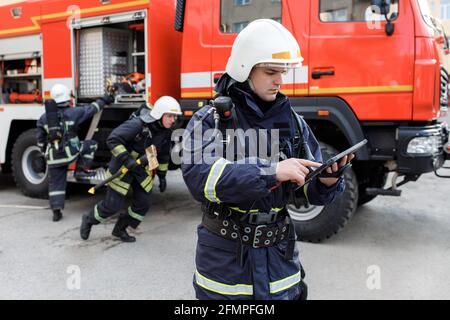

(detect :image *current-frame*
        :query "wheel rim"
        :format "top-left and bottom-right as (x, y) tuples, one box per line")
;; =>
(287, 203), (324, 221)
(22, 146), (48, 185)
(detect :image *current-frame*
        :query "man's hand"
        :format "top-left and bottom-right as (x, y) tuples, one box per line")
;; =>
(318, 154), (355, 187)
(276, 158), (322, 185)
(123, 156), (137, 170)
(101, 92), (115, 105)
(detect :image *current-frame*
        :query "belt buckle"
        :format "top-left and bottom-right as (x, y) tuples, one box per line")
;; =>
(250, 211), (278, 224)
(253, 224), (267, 248)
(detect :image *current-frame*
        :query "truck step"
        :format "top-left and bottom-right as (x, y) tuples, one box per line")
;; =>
(365, 188), (402, 197)
(66, 168), (108, 185)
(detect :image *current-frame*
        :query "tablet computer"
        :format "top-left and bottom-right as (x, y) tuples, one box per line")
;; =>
(295, 139), (368, 189)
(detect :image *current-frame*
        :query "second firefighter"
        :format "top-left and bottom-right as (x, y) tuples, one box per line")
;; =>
(80, 96), (182, 242)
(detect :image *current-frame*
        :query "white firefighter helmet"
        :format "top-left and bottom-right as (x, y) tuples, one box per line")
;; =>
(149, 96), (182, 120)
(50, 84), (71, 104)
(226, 19), (303, 83)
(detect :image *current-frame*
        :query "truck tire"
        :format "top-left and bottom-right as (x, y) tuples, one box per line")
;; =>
(287, 142), (358, 243)
(11, 129), (49, 199)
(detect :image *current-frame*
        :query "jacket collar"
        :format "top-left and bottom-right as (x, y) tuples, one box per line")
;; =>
(215, 74), (289, 119)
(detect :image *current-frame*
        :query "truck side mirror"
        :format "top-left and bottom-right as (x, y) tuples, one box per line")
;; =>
(370, 0), (395, 36)
(370, 0), (391, 16)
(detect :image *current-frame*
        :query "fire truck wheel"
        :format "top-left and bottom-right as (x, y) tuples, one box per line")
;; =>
(287, 142), (359, 243)
(11, 129), (49, 199)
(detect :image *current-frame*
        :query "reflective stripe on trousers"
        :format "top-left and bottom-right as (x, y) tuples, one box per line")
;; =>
(194, 269), (301, 297)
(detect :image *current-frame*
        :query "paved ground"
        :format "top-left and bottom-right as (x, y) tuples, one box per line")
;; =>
(1, 159), (450, 300)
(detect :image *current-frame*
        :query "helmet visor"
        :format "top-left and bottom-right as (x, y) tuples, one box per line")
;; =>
(254, 62), (300, 75)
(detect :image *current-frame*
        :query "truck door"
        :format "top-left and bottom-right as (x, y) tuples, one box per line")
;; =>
(309, 0), (415, 120)
(211, 0), (294, 94)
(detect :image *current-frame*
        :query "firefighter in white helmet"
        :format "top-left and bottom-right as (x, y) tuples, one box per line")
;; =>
(80, 96), (182, 242)
(36, 84), (114, 222)
(182, 19), (353, 300)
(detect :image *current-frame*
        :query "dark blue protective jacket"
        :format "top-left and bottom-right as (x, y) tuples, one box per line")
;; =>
(182, 77), (344, 210)
(105, 107), (171, 195)
(36, 100), (105, 167)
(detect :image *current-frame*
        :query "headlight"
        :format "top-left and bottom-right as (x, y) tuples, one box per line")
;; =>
(407, 136), (442, 155)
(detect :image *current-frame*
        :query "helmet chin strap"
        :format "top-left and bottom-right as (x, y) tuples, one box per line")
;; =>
(247, 78), (256, 93)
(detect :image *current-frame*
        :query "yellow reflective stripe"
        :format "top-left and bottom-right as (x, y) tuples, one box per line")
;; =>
(141, 175), (154, 192)
(303, 183), (310, 203)
(47, 147), (78, 165)
(130, 151), (139, 159)
(140, 175), (153, 187)
(109, 178), (130, 190)
(108, 182), (128, 196)
(65, 121), (75, 131)
(49, 191), (65, 196)
(158, 163), (169, 171)
(105, 169), (130, 194)
(143, 181), (154, 193)
(229, 207), (284, 213)
(128, 207), (144, 222)
(309, 85), (414, 94)
(94, 205), (107, 223)
(111, 145), (127, 157)
(92, 102), (100, 112)
(269, 271), (301, 294)
(106, 168), (129, 185)
(229, 207), (259, 213)
(195, 270), (253, 296)
(204, 158), (231, 203)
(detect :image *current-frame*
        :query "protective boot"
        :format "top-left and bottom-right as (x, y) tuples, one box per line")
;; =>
(52, 209), (63, 222)
(80, 209), (99, 240)
(112, 215), (136, 242)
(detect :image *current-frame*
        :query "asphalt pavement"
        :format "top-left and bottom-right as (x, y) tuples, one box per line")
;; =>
(1, 154), (450, 300)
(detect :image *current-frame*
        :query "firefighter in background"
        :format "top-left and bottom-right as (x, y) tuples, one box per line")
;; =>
(181, 20), (354, 300)
(80, 96), (182, 242)
(36, 84), (114, 222)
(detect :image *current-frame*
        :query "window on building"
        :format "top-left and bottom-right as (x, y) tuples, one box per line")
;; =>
(233, 21), (249, 33)
(319, 0), (398, 22)
(234, 0), (251, 6)
(221, 0), (282, 33)
(441, 0), (450, 20)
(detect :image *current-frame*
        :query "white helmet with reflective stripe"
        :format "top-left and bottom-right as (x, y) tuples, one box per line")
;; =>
(149, 96), (182, 120)
(226, 19), (303, 83)
(50, 84), (71, 104)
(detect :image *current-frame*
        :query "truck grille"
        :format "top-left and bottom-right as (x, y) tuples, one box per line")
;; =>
(440, 66), (449, 110)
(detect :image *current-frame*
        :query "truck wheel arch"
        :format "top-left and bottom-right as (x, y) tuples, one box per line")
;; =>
(291, 96), (370, 161)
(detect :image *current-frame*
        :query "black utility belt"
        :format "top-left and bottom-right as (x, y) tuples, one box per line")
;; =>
(201, 213), (290, 248)
(201, 202), (288, 225)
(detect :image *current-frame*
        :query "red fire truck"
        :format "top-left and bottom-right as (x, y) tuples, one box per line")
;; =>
(0, 0), (449, 241)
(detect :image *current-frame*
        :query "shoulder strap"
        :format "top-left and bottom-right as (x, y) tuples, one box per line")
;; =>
(291, 108), (315, 161)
